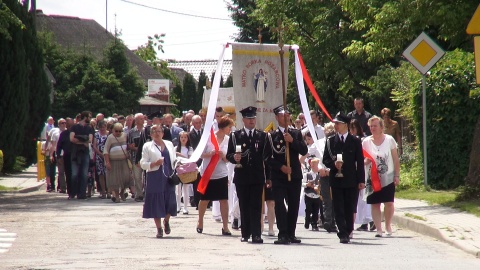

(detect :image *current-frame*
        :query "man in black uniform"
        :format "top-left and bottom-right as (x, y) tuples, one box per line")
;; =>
(269, 105), (308, 244)
(189, 115), (203, 208)
(323, 112), (365, 244)
(226, 106), (271, 244)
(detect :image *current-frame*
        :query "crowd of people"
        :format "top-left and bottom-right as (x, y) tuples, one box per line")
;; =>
(40, 97), (401, 244)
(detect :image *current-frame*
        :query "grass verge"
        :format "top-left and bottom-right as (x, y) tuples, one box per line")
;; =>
(396, 188), (480, 217)
(0, 185), (18, 192)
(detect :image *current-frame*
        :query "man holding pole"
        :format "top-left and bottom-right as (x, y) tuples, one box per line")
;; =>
(269, 105), (308, 244)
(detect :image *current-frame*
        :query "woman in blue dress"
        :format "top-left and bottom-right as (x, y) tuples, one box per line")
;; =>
(140, 124), (177, 238)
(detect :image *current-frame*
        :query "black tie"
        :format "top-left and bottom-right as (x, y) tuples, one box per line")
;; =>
(197, 130), (200, 136)
(249, 130), (253, 138)
(341, 135), (344, 142)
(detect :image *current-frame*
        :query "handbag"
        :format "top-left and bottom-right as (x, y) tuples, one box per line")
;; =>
(167, 173), (181, 186)
(154, 143), (180, 186)
(114, 136), (134, 172)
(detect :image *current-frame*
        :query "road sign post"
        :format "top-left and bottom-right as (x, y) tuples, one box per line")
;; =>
(402, 32), (445, 187)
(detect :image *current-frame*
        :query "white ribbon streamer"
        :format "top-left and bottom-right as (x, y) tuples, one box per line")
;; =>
(292, 46), (326, 166)
(177, 44), (227, 164)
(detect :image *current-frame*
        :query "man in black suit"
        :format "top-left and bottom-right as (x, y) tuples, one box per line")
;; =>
(269, 105), (308, 244)
(188, 115), (203, 208)
(227, 106), (271, 244)
(323, 112), (365, 244)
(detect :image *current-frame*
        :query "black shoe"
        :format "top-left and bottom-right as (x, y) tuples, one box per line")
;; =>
(356, 224), (368, 231)
(324, 222), (337, 233)
(340, 236), (349, 244)
(164, 220), (171, 235)
(274, 237), (290, 245)
(196, 227), (203, 234)
(135, 196), (143, 202)
(156, 227), (163, 238)
(289, 237), (301, 244)
(251, 236), (263, 244)
(312, 224), (319, 231)
(232, 219), (239, 230)
(222, 228), (232, 236)
(369, 221), (376, 231)
(304, 222), (309, 229)
(240, 237), (248, 242)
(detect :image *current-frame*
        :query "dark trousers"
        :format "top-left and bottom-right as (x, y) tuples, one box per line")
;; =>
(273, 180), (302, 239)
(236, 184), (263, 239)
(48, 157), (57, 190)
(304, 196), (321, 225)
(71, 151), (89, 199)
(331, 186), (359, 239)
(64, 154), (72, 196)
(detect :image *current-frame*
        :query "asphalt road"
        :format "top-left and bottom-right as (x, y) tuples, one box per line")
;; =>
(0, 190), (479, 270)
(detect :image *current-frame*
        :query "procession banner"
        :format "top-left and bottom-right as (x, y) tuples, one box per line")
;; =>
(232, 43), (290, 130)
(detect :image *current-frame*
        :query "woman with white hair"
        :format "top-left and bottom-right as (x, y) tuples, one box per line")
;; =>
(104, 123), (131, 203)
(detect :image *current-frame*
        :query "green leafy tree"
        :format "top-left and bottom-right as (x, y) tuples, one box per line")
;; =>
(227, 0), (275, 43)
(224, 73), (233, 87)
(181, 73), (196, 112)
(0, 0), (50, 170)
(196, 71), (208, 111)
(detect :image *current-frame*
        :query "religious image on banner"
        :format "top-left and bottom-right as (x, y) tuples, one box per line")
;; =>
(232, 43), (290, 130)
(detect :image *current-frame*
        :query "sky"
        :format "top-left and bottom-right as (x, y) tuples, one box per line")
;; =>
(36, 0), (239, 60)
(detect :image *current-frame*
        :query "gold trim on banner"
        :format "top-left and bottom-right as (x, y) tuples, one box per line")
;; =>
(233, 49), (290, 57)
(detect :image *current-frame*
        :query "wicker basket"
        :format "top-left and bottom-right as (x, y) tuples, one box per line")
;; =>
(178, 171), (197, 184)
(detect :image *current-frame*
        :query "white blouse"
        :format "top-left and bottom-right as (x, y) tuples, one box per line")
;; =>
(140, 140), (176, 172)
(362, 135), (397, 187)
(199, 134), (229, 180)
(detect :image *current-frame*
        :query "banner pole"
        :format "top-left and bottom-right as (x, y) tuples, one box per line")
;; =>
(276, 20), (291, 181)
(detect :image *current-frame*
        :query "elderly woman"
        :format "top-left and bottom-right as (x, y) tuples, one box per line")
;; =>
(196, 116), (234, 236)
(381, 108), (402, 155)
(362, 116), (401, 237)
(140, 124), (177, 238)
(103, 123), (131, 203)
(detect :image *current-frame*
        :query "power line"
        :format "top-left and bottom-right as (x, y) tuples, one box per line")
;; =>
(120, 0), (232, 21)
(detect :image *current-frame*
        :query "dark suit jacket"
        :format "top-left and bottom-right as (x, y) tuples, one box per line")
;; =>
(323, 133), (365, 188)
(188, 128), (203, 166)
(226, 128), (271, 185)
(268, 128), (308, 185)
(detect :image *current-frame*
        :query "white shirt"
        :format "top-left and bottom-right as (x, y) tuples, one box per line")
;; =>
(362, 135), (396, 187)
(140, 140), (176, 172)
(199, 134), (229, 179)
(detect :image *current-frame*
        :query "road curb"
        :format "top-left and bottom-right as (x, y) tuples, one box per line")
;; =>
(0, 181), (45, 194)
(17, 181), (45, 193)
(393, 214), (480, 258)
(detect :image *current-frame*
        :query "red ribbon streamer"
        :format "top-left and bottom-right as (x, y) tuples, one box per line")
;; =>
(197, 128), (220, 195)
(297, 51), (333, 121)
(362, 149), (382, 192)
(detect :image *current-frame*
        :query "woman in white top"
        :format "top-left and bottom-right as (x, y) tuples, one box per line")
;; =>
(196, 116), (234, 236)
(140, 124), (177, 238)
(362, 116), (400, 237)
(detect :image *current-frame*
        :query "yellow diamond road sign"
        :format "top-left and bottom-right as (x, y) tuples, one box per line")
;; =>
(403, 32), (445, 75)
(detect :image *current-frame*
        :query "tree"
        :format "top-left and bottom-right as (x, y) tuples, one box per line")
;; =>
(196, 71), (208, 111)
(224, 73), (233, 87)
(181, 73), (196, 112)
(227, 0), (275, 43)
(0, 0), (50, 170)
